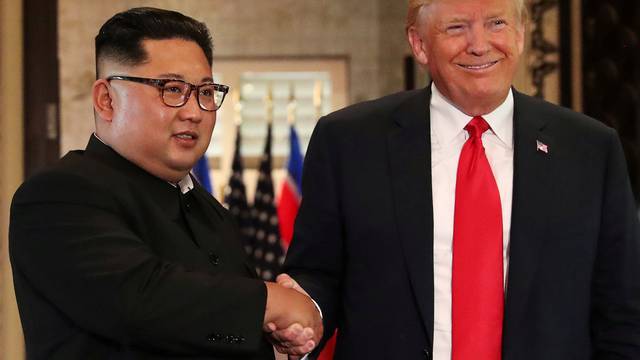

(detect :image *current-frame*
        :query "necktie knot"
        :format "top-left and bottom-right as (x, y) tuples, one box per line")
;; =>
(465, 116), (490, 139)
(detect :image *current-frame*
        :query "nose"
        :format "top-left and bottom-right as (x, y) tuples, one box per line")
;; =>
(466, 24), (491, 56)
(178, 89), (203, 123)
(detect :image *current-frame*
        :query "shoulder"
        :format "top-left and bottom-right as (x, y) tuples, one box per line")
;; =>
(514, 90), (614, 137)
(513, 90), (618, 153)
(12, 151), (120, 209)
(316, 88), (428, 136)
(326, 89), (425, 121)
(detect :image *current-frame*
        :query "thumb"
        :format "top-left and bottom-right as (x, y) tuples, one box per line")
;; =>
(277, 273), (310, 297)
(276, 273), (296, 288)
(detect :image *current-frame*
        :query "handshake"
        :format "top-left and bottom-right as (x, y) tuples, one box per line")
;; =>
(263, 274), (323, 359)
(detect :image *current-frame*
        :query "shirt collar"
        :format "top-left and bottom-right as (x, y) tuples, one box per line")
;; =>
(93, 132), (195, 194)
(176, 175), (195, 194)
(429, 83), (514, 149)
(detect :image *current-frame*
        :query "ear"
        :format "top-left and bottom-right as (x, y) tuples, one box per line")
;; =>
(407, 26), (430, 67)
(515, 22), (526, 55)
(92, 79), (114, 122)
(407, 26), (429, 66)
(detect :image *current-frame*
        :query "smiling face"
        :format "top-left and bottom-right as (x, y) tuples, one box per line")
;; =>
(408, 0), (525, 115)
(93, 38), (216, 183)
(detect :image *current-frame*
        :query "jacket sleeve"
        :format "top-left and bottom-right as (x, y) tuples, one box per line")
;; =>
(591, 129), (640, 359)
(9, 171), (268, 356)
(283, 117), (344, 353)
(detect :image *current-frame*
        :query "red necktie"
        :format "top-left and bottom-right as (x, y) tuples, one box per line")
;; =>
(452, 116), (503, 360)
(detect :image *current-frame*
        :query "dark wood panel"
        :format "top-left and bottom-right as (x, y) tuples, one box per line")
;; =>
(582, 0), (640, 204)
(559, 0), (573, 108)
(23, 0), (60, 178)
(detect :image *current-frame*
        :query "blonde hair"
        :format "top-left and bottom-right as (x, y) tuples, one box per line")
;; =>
(406, 0), (433, 32)
(406, 0), (528, 32)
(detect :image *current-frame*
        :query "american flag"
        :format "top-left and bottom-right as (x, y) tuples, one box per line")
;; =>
(224, 125), (254, 256)
(536, 140), (549, 154)
(250, 123), (285, 281)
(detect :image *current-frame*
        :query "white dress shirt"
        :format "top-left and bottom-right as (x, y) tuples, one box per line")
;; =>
(430, 83), (514, 360)
(175, 173), (195, 194)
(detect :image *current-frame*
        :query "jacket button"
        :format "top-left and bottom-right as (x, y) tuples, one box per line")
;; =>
(423, 349), (431, 359)
(208, 252), (219, 266)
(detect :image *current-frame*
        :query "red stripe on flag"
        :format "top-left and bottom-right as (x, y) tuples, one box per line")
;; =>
(277, 176), (301, 249)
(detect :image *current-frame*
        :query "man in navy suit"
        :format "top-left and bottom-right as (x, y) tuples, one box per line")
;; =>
(275, 0), (640, 359)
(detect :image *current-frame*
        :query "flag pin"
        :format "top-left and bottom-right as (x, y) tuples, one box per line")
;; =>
(536, 140), (549, 154)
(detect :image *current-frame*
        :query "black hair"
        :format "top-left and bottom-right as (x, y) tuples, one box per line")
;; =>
(95, 7), (213, 77)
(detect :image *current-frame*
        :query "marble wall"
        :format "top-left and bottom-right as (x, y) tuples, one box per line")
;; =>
(0, 0), (25, 357)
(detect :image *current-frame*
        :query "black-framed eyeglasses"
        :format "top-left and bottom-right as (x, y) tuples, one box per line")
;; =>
(107, 75), (229, 112)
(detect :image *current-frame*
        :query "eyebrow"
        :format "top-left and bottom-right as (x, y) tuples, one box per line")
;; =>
(444, 17), (469, 23)
(485, 12), (508, 20)
(157, 73), (214, 83)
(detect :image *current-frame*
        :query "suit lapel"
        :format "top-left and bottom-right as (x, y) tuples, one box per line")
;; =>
(503, 91), (555, 348)
(387, 87), (434, 342)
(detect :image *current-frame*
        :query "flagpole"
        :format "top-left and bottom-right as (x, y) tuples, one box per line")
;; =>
(287, 82), (297, 125)
(265, 83), (274, 125)
(313, 80), (323, 119)
(232, 89), (243, 126)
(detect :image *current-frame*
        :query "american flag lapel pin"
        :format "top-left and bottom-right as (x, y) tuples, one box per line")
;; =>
(536, 140), (549, 154)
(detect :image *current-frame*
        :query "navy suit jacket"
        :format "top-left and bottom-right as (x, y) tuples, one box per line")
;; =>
(284, 87), (640, 359)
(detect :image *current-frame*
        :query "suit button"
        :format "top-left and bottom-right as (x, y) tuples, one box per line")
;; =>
(423, 349), (431, 359)
(208, 252), (220, 266)
(184, 202), (191, 212)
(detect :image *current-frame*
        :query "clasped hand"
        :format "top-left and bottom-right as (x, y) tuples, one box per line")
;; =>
(263, 274), (322, 359)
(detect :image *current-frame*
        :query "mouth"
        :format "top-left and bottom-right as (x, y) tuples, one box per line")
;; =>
(173, 131), (199, 142)
(457, 60), (499, 71)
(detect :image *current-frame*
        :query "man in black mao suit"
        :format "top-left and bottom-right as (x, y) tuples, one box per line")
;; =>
(276, 0), (640, 359)
(9, 7), (321, 359)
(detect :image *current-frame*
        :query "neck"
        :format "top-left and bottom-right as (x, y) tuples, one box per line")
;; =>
(93, 132), (190, 184)
(432, 83), (509, 117)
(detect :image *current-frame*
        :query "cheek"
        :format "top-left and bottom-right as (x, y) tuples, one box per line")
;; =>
(125, 110), (174, 149)
(492, 33), (521, 57)
(436, 41), (470, 68)
(437, 40), (460, 58)
(201, 116), (216, 141)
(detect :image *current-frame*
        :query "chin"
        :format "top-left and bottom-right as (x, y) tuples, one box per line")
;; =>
(468, 83), (505, 99)
(169, 157), (200, 173)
